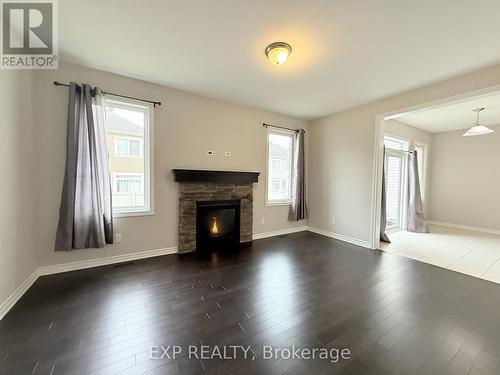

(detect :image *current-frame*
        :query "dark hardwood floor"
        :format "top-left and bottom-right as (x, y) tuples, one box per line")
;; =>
(1, 231), (500, 375)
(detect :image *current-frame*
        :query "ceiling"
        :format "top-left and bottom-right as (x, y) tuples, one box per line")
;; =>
(60, 0), (500, 119)
(394, 91), (500, 133)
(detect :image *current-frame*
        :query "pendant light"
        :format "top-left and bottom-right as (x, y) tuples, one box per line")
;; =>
(463, 108), (494, 136)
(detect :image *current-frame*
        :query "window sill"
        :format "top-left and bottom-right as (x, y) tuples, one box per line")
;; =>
(113, 210), (154, 218)
(266, 202), (292, 207)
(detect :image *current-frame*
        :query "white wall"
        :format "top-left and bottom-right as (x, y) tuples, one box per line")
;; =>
(0, 71), (38, 305)
(308, 62), (500, 244)
(34, 63), (308, 267)
(427, 124), (500, 230)
(384, 119), (432, 146)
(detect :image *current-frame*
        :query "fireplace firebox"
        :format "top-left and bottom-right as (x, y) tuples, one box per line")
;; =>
(196, 199), (241, 251)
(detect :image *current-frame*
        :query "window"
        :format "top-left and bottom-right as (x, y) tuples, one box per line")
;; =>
(271, 159), (282, 172)
(116, 139), (128, 156)
(414, 142), (427, 200)
(105, 97), (154, 216)
(113, 174), (144, 207)
(266, 129), (294, 205)
(130, 140), (140, 156)
(384, 135), (409, 231)
(114, 136), (142, 157)
(271, 180), (281, 192)
(115, 174), (143, 193)
(384, 135), (409, 151)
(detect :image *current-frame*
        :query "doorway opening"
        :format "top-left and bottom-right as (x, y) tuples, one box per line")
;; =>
(372, 86), (500, 284)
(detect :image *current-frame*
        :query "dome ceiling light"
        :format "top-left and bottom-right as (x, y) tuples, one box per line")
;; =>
(463, 108), (494, 137)
(265, 42), (292, 65)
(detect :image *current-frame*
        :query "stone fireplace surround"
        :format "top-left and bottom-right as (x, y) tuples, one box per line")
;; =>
(172, 169), (260, 253)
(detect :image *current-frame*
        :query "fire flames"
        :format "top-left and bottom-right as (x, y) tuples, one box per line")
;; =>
(210, 217), (219, 235)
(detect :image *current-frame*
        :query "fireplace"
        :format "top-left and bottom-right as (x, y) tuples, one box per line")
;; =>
(172, 169), (260, 253)
(196, 200), (240, 250)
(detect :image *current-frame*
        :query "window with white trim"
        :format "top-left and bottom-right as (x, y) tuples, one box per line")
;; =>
(266, 128), (294, 205)
(105, 97), (154, 216)
(384, 135), (409, 231)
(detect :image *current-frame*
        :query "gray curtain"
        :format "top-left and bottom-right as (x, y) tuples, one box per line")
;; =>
(380, 147), (391, 243)
(289, 129), (307, 221)
(55, 82), (113, 251)
(407, 150), (428, 233)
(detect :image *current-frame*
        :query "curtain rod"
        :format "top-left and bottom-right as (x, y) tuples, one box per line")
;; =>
(52, 81), (162, 107)
(262, 123), (304, 133)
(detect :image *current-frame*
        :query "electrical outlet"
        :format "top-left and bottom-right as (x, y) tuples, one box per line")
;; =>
(224, 151), (231, 157)
(206, 150), (214, 156)
(260, 218), (265, 224)
(331, 217), (336, 225)
(114, 233), (122, 243)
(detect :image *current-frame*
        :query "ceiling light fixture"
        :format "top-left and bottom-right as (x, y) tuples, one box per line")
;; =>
(463, 108), (494, 137)
(265, 42), (292, 65)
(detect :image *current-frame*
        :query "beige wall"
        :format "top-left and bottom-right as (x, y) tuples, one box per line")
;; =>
(308, 63), (500, 244)
(5, 59), (500, 310)
(427, 124), (500, 230)
(34, 62), (308, 267)
(0, 70), (38, 305)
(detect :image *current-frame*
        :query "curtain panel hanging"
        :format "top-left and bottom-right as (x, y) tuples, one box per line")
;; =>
(406, 150), (428, 233)
(55, 82), (113, 251)
(289, 129), (308, 221)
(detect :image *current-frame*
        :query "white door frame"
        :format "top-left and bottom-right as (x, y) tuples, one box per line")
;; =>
(369, 84), (500, 250)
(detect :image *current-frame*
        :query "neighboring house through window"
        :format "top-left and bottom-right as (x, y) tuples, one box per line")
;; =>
(104, 97), (154, 216)
(266, 128), (294, 205)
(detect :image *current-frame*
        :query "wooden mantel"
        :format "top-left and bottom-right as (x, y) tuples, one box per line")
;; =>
(172, 169), (260, 184)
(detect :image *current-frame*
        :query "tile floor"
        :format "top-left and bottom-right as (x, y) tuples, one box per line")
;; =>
(379, 224), (500, 284)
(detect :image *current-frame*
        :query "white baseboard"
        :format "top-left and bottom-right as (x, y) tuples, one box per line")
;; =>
(427, 220), (500, 236)
(38, 246), (178, 276)
(0, 269), (39, 320)
(252, 226), (308, 240)
(306, 226), (373, 249)
(0, 246), (178, 320)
